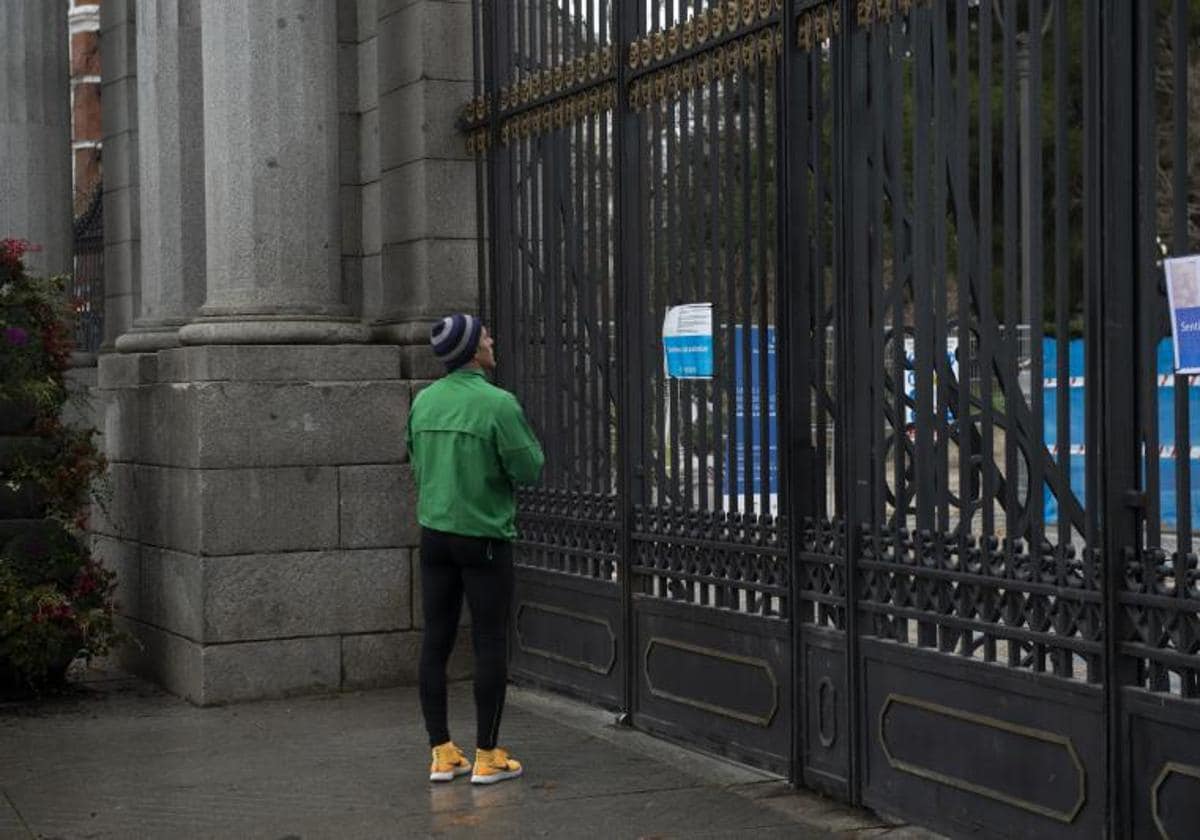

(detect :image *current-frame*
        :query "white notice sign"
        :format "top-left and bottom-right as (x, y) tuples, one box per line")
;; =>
(1165, 255), (1200, 374)
(662, 303), (714, 379)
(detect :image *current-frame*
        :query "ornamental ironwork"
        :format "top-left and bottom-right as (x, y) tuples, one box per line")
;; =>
(464, 2), (1200, 836)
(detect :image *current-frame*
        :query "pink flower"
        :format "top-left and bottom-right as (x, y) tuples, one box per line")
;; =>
(0, 238), (36, 260)
(4, 326), (29, 346)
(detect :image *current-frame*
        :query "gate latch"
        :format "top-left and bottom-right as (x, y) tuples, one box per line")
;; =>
(1123, 489), (1147, 510)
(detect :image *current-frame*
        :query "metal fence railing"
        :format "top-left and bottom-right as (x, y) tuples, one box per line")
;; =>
(71, 188), (104, 354)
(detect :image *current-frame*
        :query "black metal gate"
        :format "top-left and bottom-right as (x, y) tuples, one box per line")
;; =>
(465, 2), (1200, 836)
(72, 188), (104, 353)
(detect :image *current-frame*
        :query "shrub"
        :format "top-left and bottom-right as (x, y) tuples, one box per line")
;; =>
(0, 238), (120, 694)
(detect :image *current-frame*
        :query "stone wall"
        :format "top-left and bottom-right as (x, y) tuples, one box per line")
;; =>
(89, 0), (480, 704)
(373, 0), (479, 377)
(96, 346), (469, 703)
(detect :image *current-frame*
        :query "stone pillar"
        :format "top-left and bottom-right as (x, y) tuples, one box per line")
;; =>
(0, 0), (72, 277)
(373, 1), (479, 377)
(95, 0), (482, 704)
(178, 0), (367, 345)
(115, 0), (206, 353)
(100, 0), (141, 350)
(95, 0), (444, 705)
(337, 0), (376, 320)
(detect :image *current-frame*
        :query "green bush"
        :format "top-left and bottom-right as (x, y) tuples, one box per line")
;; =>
(0, 238), (120, 694)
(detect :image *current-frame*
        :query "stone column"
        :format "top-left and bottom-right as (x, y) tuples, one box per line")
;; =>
(100, 0), (141, 350)
(115, 0), (206, 353)
(0, 0), (72, 278)
(373, 1), (479, 377)
(178, 0), (367, 345)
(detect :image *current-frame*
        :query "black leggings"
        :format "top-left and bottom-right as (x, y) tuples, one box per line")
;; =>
(418, 527), (514, 750)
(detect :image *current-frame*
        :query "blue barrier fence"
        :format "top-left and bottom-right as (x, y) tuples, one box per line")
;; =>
(715, 330), (1196, 529)
(724, 325), (779, 499)
(1044, 338), (1200, 529)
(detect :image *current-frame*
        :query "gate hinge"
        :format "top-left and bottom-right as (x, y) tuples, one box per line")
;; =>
(1123, 489), (1147, 510)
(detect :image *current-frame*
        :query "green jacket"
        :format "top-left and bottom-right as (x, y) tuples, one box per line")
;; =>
(406, 367), (544, 540)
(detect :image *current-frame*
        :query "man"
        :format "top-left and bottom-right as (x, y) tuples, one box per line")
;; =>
(406, 313), (544, 785)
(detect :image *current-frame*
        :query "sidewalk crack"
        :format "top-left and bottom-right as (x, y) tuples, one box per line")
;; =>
(2, 789), (35, 839)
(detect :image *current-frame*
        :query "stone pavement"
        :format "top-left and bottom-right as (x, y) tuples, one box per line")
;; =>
(0, 668), (941, 840)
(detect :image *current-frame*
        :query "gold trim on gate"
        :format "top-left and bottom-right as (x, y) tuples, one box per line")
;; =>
(493, 44), (617, 118)
(496, 82), (616, 145)
(643, 637), (779, 727)
(797, 1), (840, 51)
(462, 0), (938, 146)
(795, 0), (940, 51)
(628, 24), (782, 112)
(878, 694), (1087, 824)
(516, 601), (616, 676)
(850, 0), (935, 34)
(464, 127), (490, 155)
(1151, 761), (1200, 839)
(625, 2), (780, 86)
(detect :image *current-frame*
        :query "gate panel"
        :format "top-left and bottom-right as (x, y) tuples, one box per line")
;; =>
(625, 5), (791, 772)
(634, 598), (791, 773)
(784, 0), (848, 798)
(861, 640), (1103, 838)
(511, 566), (622, 707)
(482, 0), (624, 707)
(836, 2), (1106, 834)
(469, 3), (1200, 833)
(1126, 2), (1200, 836)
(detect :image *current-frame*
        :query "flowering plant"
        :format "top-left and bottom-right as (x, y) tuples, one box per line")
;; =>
(0, 238), (119, 694)
(0, 239), (74, 412)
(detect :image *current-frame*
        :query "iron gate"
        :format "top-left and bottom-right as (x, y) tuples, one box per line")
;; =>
(465, 2), (1200, 836)
(72, 188), (104, 354)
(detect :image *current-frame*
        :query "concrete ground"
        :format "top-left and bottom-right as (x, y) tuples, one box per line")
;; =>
(0, 668), (939, 840)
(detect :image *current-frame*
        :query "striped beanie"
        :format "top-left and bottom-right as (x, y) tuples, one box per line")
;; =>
(430, 314), (483, 371)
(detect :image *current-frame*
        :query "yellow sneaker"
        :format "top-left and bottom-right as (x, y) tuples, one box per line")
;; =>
(429, 741), (472, 782)
(470, 747), (523, 785)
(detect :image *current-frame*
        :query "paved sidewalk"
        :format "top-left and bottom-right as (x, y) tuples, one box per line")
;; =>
(0, 668), (937, 839)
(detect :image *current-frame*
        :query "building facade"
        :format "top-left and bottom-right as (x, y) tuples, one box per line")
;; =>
(70, 0), (103, 213)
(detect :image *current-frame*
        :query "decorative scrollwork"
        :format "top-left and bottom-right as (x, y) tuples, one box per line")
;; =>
(629, 26), (781, 112)
(515, 489), (620, 579)
(626, 2), (779, 78)
(464, 127), (490, 156)
(461, 94), (491, 128)
(797, 1), (842, 51)
(798, 517), (847, 630)
(631, 506), (789, 618)
(853, 0), (933, 30)
(497, 44), (616, 117)
(1120, 545), (1200, 696)
(498, 82), (617, 145)
(858, 526), (1104, 681)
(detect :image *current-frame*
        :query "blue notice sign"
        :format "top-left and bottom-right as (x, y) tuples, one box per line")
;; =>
(663, 303), (714, 379)
(1165, 255), (1200, 373)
